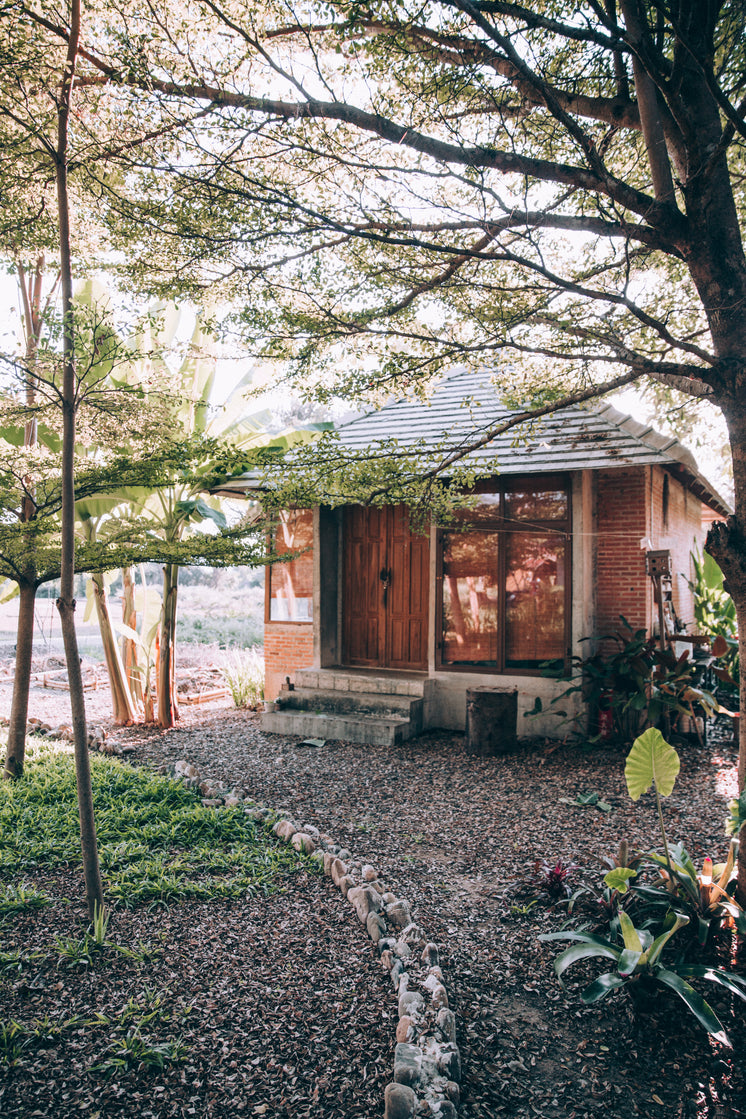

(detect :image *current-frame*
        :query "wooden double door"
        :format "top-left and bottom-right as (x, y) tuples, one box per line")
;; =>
(342, 506), (430, 670)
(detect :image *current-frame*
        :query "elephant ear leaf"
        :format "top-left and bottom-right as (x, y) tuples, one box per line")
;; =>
(625, 728), (680, 802)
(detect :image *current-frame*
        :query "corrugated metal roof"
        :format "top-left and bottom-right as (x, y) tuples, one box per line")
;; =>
(337, 369), (732, 515)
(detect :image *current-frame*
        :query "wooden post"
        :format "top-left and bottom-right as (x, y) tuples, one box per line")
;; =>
(465, 687), (518, 756)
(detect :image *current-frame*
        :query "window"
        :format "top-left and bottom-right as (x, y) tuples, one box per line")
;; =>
(439, 476), (570, 673)
(268, 510), (314, 622)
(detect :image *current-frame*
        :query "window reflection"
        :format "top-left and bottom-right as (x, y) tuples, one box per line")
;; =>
(505, 533), (565, 667)
(269, 510), (314, 621)
(504, 488), (568, 520)
(442, 533), (498, 665)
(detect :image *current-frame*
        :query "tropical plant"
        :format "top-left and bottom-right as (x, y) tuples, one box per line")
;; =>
(541, 730), (746, 1041)
(686, 546), (739, 694)
(540, 910), (746, 1045)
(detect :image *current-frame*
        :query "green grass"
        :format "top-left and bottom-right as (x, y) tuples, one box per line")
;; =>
(0, 740), (300, 909)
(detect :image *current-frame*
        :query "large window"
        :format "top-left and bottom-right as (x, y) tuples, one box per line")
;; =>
(268, 510), (314, 622)
(439, 477), (570, 673)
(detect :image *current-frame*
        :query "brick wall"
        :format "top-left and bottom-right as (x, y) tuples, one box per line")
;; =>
(264, 623), (314, 700)
(595, 468), (650, 639)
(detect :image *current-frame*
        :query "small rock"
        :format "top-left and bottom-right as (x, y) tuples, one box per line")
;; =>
(337, 848), (352, 861)
(201, 798), (222, 808)
(398, 991), (424, 1019)
(362, 864), (378, 882)
(384, 1082), (418, 1119)
(393, 1043), (422, 1088)
(330, 858), (348, 887)
(396, 1015), (415, 1043)
(366, 912), (387, 943)
(273, 819), (297, 842)
(385, 900), (412, 929)
(436, 1008), (457, 1044)
(223, 795), (242, 808)
(291, 832), (316, 854)
(422, 943), (439, 968)
(438, 1102), (457, 1119)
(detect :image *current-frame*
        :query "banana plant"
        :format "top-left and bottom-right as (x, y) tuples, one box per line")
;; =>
(539, 910), (746, 1045)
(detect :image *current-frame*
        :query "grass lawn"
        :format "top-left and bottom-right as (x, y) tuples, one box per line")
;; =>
(0, 739), (388, 1118)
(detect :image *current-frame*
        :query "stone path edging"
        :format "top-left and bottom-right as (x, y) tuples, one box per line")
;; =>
(167, 757), (461, 1119)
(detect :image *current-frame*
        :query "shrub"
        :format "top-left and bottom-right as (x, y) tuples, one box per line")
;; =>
(221, 648), (265, 708)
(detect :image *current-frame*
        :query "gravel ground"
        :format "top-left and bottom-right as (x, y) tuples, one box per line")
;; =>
(3, 664), (746, 1118)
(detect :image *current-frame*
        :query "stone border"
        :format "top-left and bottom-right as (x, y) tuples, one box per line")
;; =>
(166, 758), (461, 1119)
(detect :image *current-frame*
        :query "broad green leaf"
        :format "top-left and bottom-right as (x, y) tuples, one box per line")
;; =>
(618, 910), (643, 953)
(643, 915), (689, 966)
(553, 941), (621, 981)
(616, 948), (642, 976)
(603, 868), (637, 894)
(580, 973), (626, 1003)
(681, 965), (746, 1003)
(625, 729), (680, 801)
(655, 969), (731, 1046)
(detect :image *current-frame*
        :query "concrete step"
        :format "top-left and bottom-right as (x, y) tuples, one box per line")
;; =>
(276, 686), (422, 720)
(293, 668), (427, 698)
(261, 709), (417, 747)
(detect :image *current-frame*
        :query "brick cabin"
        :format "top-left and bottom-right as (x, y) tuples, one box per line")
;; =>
(247, 371), (730, 741)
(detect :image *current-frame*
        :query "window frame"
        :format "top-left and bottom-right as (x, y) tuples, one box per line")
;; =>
(435, 474), (572, 676)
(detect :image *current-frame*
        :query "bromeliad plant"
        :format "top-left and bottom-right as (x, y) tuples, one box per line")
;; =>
(540, 729), (746, 1043)
(540, 910), (746, 1045)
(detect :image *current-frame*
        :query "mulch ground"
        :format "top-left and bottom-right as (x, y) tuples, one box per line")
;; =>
(3, 680), (746, 1118)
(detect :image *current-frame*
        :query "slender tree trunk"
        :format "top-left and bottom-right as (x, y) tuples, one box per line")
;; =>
(92, 573), (137, 724)
(121, 565), (143, 706)
(3, 580), (37, 779)
(2, 259), (54, 779)
(55, 0), (103, 921)
(157, 562), (179, 729)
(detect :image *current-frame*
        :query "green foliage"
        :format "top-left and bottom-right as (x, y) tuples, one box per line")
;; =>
(222, 648), (265, 708)
(0, 741), (300, 906)
(543, 733), (746, 1041)
(540, 913), (746, 1046)
(559, 791), (612, 813)
(624, 729), (681, 802)
(0, 881), (50, 915)
(543, 620), (722, 746)
(687, 547), (739, 691)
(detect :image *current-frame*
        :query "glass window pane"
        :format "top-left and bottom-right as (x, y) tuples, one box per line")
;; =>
(269, 510), (314, 621)
(505, 533), (566, 667)
(505, 487), (568, 521)
(441, 532), (498, 666)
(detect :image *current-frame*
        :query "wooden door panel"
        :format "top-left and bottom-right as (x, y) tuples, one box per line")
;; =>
(343, 505), (429, 669)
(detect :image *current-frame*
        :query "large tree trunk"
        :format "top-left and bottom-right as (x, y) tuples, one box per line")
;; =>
(55, 0), (103, 921)
(157, 562), (179, 729)
(706, 399), (746, 904)
(92, 573), (137, 725)
(3, 580), (37, 779)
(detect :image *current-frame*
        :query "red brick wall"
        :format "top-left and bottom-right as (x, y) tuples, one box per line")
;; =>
(595, 468), (650, 639)
(264, 624), (314, 700)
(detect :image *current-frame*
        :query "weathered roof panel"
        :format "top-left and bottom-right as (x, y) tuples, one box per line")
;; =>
(337, 369), (731, 515)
